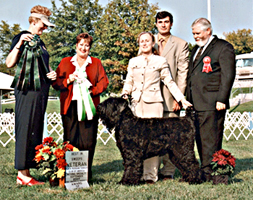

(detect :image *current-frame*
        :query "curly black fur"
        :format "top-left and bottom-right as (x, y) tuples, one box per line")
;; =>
(97, 97), (205, 185)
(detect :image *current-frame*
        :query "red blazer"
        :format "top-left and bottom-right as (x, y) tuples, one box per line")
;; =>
(52, 56), (109, 115)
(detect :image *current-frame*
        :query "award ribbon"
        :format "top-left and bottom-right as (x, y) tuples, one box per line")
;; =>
(11, 34), (49, 90)
(75, 71), (96, 121)
(202, 56), (212, 73)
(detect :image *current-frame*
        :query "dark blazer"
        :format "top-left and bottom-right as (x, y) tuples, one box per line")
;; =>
(186, 36), (236, 111)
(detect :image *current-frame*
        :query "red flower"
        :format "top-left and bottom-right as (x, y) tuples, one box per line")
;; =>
(34, 152), (44, 162)
(64, 144), (74, 151)
(227, 156), (236, 168)
(56, 158), (67, 169)
(35, 144), (44, 150)
(54, 149), (65, 159)
(212, 154), (227, 165)
(42, 146), (52, 155)
(43, 137), (54, 145)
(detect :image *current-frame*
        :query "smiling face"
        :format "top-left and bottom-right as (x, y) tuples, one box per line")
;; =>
(156, 16), (173, 36)
(76, 39), (90, 59)
(139, 33), (155, 55)
(192, 24), (211, 47)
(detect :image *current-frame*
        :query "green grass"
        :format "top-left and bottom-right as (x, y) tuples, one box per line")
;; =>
(1, 95), (109, 113)
(0, 138), (252, 199)
(1, 96), (253, 199)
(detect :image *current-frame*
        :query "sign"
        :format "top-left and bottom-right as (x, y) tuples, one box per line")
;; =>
(65, 151), (89, 190)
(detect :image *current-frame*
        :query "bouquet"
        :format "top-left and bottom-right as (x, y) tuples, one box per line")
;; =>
(34, 137), (79, 180)
(211, 149), (236, 177)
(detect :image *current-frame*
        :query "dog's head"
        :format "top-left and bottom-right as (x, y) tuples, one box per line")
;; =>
(97, 97), (129, 130)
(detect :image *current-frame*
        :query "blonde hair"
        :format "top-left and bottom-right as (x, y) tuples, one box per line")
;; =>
(28, 5), (52, 24)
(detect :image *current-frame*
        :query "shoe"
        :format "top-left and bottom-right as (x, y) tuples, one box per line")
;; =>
(159, 174), (173, 181)
(145, 180), (155, 184)
(17, 176), (45, 186)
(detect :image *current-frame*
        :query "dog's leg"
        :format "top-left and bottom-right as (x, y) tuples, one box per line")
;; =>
(118, 144), (143, 185)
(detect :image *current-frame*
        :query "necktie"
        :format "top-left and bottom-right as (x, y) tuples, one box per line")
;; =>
(193, 46), (204, 66)
(159, 38), (165, 55)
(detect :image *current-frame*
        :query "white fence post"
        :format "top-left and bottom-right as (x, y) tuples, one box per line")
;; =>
(1, 111), (253, 147)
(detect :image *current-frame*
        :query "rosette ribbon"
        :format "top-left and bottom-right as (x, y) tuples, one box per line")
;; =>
(11, 34), (49, 91)
(76, 76), (96, 121)
(202, 56), (212, 73)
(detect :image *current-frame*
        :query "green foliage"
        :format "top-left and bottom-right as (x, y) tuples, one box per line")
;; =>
(42, 0), (103, 70)
(94, 0), (159, 94)
(224, 29), (253, 55)
(0, 20), (21, 75)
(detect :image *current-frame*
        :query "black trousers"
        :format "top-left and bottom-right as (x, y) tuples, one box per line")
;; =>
(195, 110), (226, 178)
(62, 101), (98, 180)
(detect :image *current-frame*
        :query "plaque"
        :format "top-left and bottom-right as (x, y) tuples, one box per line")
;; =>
(65, 151), (89, 190)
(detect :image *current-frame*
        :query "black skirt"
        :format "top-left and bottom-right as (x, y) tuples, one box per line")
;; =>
(14, 83), (50, 170)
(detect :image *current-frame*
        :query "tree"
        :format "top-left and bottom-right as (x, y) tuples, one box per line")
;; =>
(0, 20), (21, 75)
(224, 29), (253, 55)
(41, 0), (103, 70)
(93, 0), (159, 94)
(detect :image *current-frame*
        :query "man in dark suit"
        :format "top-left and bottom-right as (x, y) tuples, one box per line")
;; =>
(186, 18), (235, 181)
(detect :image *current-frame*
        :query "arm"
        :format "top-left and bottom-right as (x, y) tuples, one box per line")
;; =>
(216, 42), (236, 109)
(122, 59), (134, 96)
(175, 41), (189, 93)
(6, 33), (34, 68)
(161, 60), (192, 109)
(89, 60), (109, 96)
(52, 58), (73, 91)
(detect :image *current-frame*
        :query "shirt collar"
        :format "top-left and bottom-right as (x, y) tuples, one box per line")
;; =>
(158, 33), (171, 43)
(71, 55), (92, 67)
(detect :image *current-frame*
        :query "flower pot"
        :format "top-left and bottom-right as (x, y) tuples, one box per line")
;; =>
(49, 177), (65, 188)
(212, 175), (229, 185)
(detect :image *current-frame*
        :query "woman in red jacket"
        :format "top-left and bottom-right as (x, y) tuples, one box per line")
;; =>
(53, 33), (109, 181)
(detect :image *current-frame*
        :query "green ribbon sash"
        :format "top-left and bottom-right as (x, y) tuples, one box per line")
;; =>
(11, 34), (49, 91)
(77, 78), (96, 121)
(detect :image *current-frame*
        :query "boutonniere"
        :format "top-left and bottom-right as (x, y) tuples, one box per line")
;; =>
(202, 56), (212, 73)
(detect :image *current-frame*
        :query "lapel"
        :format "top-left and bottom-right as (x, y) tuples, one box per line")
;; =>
(191, 36), (218, 73)
(154, 34), (174, 56)
(161, 35), (174, 57)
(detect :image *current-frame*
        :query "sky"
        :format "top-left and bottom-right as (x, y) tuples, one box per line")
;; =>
(0, 0), (252, 44)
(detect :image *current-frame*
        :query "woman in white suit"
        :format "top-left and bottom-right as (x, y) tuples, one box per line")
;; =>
(122, 32), (191, 184)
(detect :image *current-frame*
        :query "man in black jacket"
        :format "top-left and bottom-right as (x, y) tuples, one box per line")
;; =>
(186, 18), (235, 181)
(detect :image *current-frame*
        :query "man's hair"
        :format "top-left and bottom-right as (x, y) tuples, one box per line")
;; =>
(155, 11), (173, 23)
(191, 18), (212, 34)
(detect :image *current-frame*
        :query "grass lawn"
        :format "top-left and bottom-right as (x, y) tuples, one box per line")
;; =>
(0, 96), (253, 199)
(0, 137), (252, 199)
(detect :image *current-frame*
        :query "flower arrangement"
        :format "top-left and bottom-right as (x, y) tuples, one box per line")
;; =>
(34, 137), (79, 180)
(211, 149), (236, 177)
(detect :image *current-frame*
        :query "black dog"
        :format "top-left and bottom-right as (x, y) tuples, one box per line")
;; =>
(97, 97), (205, 185)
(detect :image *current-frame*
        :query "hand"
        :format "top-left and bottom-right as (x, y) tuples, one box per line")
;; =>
(46, 71), (57, 81)
(180, 98), (192, 109)
(216, 102), (226, 111)
(67, 74), (77, 84)
(173, 100), (182, 111)
(19, 34), (34, 43)
(122, 94), (128, 99)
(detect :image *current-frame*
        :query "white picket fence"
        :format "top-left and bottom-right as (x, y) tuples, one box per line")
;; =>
(0, 111), (252, 147)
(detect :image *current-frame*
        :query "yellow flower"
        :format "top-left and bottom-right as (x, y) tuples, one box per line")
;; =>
(56, 168), (65, 178)
(73, 147), (79, 151)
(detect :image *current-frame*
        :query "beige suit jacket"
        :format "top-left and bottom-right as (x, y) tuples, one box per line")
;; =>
(122, 55), (184, 110)
(155, 35), (189, 112)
